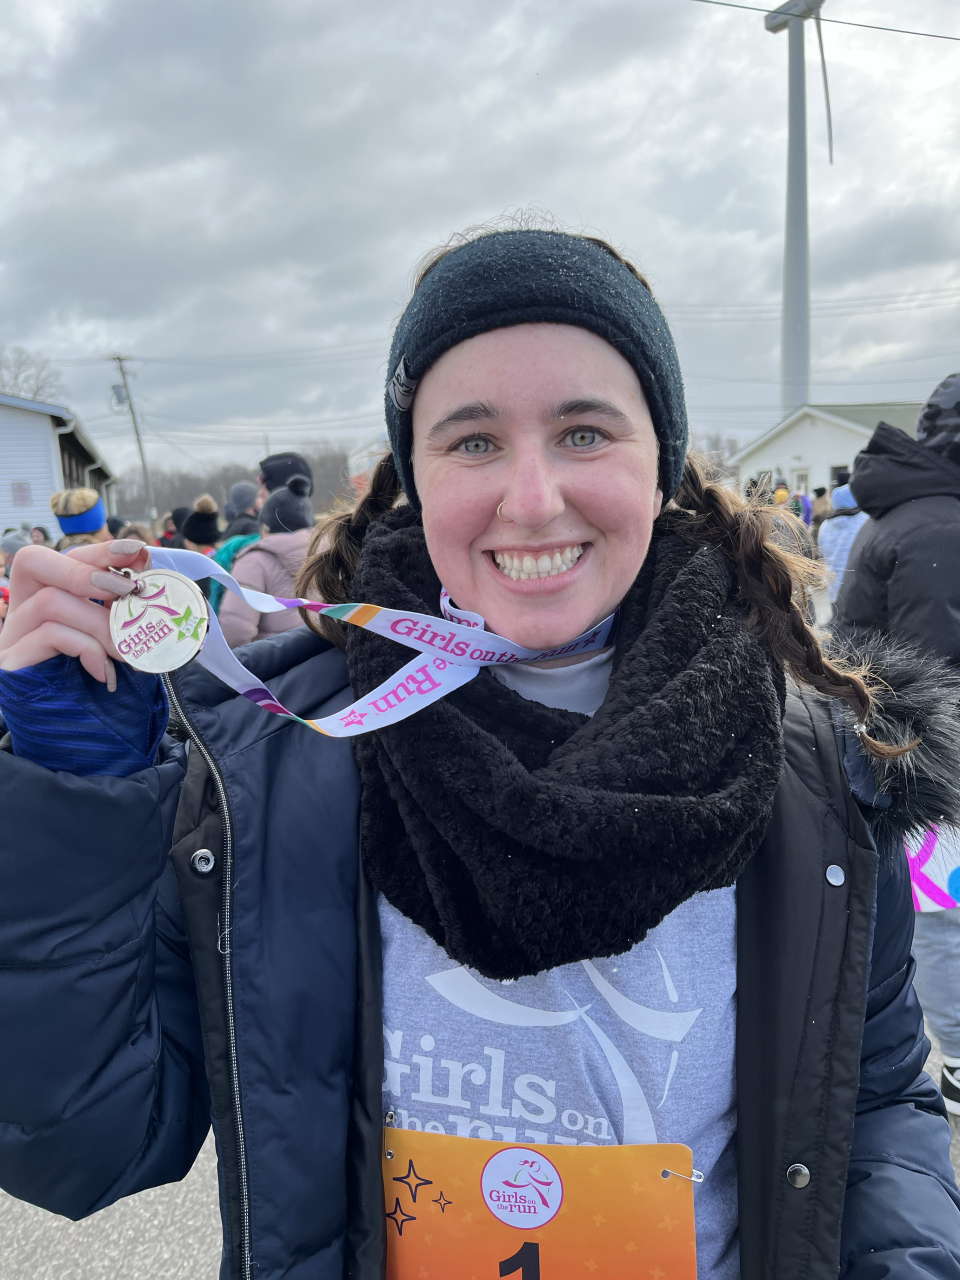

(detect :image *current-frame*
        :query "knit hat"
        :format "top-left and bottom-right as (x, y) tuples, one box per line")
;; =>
(259, 475), (314, 533)
(259, 452), (314, 496)
(181, 494), (220, 546)
(0, 523), (32, 560)
(916, 372), (960, 465)
(225, 481), (259, 521)
(171, 505), (191, 531)
(384, 229), (689, 504)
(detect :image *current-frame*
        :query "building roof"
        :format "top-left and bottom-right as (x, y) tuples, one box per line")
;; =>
(731, 401), (925, 467)
(0, 391), (74, 419)
(0, 391), (115, 482)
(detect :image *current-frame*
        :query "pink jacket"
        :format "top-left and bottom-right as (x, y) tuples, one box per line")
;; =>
(218, 527), (313, 648)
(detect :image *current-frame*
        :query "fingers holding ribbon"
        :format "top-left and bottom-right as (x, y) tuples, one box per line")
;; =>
(0, 541), (151, 684)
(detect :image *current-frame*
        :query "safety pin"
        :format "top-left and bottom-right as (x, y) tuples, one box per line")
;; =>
(384, 1110), (396, 1160)
(661, 1168), (704, 1184)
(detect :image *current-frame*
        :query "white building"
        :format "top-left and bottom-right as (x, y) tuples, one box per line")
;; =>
(730, 401), (924, 496)
(0, 393), (116, 535)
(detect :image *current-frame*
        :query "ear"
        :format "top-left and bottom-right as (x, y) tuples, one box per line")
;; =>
(652, 488), (664, 519)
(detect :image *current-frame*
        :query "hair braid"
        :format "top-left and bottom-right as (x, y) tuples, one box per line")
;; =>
(660, 453), (914, 759)
(295, 452), (404, 647)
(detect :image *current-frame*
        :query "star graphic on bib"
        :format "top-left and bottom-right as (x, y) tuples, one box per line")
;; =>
(393, 1159), (433, 1203)
(171, 606), (204, 643)
(432, 1191), (452, 1213)
(340, 708), (368, 728)
(386, 1198), (416, 1235)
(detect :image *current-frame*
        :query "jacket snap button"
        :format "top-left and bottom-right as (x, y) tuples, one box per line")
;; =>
(786, 1163), (811, 1188)
(191, 848), (215, 875)
(825, 865), (845, 887)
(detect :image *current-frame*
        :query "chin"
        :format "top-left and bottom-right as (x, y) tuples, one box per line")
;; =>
(482, 600), (604, 651)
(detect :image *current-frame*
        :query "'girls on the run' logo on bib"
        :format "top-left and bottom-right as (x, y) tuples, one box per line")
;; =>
(481, 1148), (564, 1227)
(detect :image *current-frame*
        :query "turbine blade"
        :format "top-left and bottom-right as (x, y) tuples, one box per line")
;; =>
(814, 11), (834, 165)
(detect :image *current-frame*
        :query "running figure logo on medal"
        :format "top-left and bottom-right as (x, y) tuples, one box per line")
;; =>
(108, 569), (209, 673)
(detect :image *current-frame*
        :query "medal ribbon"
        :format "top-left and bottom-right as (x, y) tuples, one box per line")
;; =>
(150, 548), (616, 738)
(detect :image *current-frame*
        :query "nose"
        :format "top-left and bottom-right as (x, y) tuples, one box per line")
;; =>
(499, 439), (565, 532)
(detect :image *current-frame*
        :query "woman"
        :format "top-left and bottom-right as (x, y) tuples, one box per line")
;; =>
(0, 228), (958, 1280)
(218, 475), (313, 646)
(818, 483), (869, 604)
(50, 487), (110, 550)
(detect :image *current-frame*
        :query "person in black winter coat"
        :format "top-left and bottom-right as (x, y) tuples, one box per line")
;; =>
(221, 481), (262, 541)
(836, 377), (960, 662)
(836, 371), (960, 1114)
(1, 230), (960, 1280)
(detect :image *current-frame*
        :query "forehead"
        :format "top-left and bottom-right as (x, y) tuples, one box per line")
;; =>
(411, 323), (647, 423)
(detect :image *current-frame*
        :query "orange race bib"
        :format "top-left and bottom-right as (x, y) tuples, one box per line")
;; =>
(382, 1127), (698, 1280)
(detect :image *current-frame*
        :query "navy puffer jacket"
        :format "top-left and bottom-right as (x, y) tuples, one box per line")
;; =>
(0, 627), (959, 1279)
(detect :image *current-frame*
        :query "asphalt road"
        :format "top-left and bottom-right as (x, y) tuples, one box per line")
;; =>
(0, 1133), (220, 1280)
(2, 1032), (959, 1277)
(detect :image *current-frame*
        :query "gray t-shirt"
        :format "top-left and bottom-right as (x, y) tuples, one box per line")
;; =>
(380, 649), (739, 1278)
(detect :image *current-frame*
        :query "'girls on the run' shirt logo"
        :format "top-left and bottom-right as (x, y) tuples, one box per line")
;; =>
(481, 1148), (564, 1227)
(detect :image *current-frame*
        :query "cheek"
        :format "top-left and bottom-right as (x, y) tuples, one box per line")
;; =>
(418, 467), (493, 587)
(576, 455), (660, 552)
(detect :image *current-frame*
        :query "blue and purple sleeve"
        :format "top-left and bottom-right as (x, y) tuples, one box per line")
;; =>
(0, 655), (169, 777)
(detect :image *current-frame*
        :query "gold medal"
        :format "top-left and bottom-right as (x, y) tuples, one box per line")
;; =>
(108, 568), (209, 673)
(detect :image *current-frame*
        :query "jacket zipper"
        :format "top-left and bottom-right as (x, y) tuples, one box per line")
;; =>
(163, 672), (252, 1280)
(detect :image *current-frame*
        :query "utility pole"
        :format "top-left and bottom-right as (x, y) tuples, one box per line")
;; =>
(111, 355), (157, 534)
(767, 1), (822, 414)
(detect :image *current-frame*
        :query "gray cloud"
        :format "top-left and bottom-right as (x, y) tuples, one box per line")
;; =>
(1, 0), (957, 471)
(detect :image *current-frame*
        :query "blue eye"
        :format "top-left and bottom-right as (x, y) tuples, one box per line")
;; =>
(461, 437), (489, 454)
(569, 429), (597, 447)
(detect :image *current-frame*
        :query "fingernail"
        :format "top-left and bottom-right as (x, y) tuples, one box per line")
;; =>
(104, 657), (117, 693)
(91, 570), (137, 596)
(109, 540), (145, 555)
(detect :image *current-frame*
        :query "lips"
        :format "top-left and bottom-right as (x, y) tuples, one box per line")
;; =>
(492, 544), (584, 581)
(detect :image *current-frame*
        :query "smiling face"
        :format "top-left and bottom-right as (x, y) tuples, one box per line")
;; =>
(411, 323), (662, 651)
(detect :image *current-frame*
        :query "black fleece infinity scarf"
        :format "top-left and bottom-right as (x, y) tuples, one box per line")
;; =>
(349, 508), (785, 980)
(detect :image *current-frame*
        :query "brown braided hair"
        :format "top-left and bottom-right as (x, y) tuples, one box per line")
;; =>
(660, 454), (913, 759)
(297, 448), (912, 760)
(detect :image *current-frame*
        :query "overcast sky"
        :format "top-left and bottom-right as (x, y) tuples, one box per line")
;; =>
(1, 0), (958, 476)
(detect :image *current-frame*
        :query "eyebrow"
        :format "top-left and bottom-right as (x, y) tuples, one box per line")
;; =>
(551, 398), (632, 424)
(427, 400), (503, 438)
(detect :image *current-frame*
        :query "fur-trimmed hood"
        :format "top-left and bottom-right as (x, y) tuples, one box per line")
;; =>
(827, 630), (960, 859)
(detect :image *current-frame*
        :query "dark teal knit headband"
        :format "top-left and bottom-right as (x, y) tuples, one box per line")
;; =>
(384, 229), (688, 505)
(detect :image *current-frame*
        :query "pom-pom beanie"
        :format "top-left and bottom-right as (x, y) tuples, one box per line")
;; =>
(260, 475), (314, 533)
(181, 494), (220, 546)
(384, 229), (688, 505)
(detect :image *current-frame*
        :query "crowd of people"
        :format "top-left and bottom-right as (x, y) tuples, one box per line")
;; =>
(0, 450), (320, 648)
(1, 227), (959, 1278)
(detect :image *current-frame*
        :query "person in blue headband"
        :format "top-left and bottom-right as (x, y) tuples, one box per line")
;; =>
(50, 487), (109, 551)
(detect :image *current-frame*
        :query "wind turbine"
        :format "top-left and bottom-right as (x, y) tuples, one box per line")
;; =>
(766, 1), (834, 414)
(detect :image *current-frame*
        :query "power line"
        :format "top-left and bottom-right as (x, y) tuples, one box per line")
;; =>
(685, 0), (960, 42)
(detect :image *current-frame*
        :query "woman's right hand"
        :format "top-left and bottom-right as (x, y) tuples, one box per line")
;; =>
(0, 540), (151, 689)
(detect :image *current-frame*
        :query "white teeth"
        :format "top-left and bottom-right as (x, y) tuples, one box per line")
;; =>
(492, 544), (584, 581)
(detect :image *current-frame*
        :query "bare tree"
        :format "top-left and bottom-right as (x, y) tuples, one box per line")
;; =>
(0, 347), (65, 402)
(114, 446), (350, 523)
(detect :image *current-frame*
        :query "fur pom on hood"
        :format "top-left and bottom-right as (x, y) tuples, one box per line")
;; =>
(827, 630), (960, 859)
